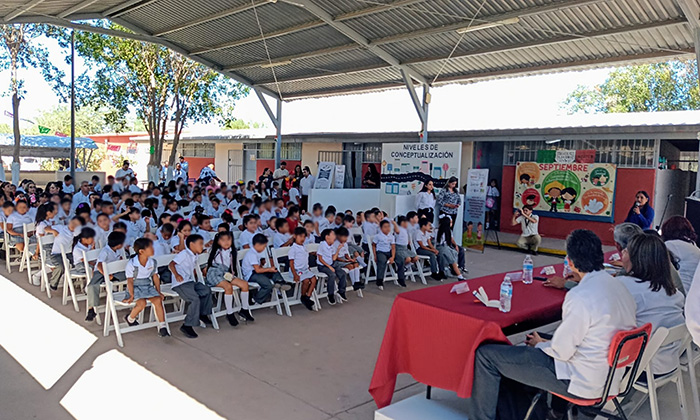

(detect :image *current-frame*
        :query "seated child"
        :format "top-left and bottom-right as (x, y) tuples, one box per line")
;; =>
(288, 227), (317, 311)
(435, 217), (466, 280)
(343, 215), (366, 268)
(317, 228), (348, 305)
(205, 231), (254, 325)
(273, 218), (294, 249)
(71, 227), (96, 276)
(241, 233), (290, 305)
(169, 234), (213, 339)
(335, 227), (364, 292)
(85, 231), (127, 322)
(415, 218), (443, 280)
(393, 216), (419, 268)
(373, 220), (406, 289)
(123, 237), (170, 337)
(45, 217), (84, 290)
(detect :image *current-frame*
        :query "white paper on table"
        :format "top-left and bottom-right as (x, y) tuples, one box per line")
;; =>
(450, 282), (470, 295)
(540, 266), (556, 275)
(609, 253), (621, 261)
(473, 286), (500, 308)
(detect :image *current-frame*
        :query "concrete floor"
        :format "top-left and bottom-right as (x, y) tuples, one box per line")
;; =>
(0, 247), (696, 420)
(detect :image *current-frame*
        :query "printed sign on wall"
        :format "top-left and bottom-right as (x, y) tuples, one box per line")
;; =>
(463, 169), (489, 251)
(514, 162), (617, 222)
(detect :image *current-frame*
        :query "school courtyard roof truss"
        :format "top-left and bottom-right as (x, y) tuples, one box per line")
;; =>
(3, 0), (700, 152)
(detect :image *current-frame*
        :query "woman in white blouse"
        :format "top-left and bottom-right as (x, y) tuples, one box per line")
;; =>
(416, 180), (436, 221)
(618, 233), (685, 377)
(661, 216), (700, 292)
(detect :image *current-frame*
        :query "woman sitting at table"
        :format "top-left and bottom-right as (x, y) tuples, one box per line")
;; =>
(617, 233), (685, 378)
(661, 216), (700, 293)
(466, 229), (636, 420)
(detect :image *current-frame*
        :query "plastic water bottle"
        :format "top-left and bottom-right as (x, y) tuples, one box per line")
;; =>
(563, 256), (572, 278)
(499, 275), (512, 313)
(522, 255), (533, 284)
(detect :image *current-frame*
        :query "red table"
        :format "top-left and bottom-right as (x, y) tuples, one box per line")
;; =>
(369, 266), (567, 409)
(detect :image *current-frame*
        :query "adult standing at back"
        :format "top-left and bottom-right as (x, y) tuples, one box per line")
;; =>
(662, 215), (700, 292)
(436, 176), (461, 227)
(179, 156), (189, 181)
(624, 190), (654, 229)
(115, 160), (134, 183)
(415, 180), (436, 221)
(299, 166), (315, 213)
(273, 161), (289, 182)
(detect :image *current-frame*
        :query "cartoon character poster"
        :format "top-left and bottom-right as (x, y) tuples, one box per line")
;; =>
(514, 162), (616, 222)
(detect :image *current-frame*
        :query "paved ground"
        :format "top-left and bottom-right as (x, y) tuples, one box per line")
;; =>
(0, 246), (695, 420)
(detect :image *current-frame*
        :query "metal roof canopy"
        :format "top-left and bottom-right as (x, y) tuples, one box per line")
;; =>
(3, 0), (700, 163)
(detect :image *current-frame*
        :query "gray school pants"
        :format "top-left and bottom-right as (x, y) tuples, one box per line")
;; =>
(173, 281), (213, 327)
(248, 271), (284, 304)
(318, 262), (347, 295)
(376, 250), (405, 285)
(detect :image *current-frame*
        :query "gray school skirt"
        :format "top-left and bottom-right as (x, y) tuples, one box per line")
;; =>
(124, 278), (160, 300)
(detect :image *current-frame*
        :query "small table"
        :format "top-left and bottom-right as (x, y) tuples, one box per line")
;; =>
(369, 266), (567, 409)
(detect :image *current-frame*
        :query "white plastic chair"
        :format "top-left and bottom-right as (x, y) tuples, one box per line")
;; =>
(236, 248), (283, 316)
(21, 222), (38, 283)
(408, 239), (429, 285)
(272, 246), (321, 316)
(194, 251), (241, 329)
(364, 235), (399, 285)
(81, 248), (103, 323)
(102, 259), (170, 348)
(627, 324), (691, 420)
(59, 244), (85, 312)
(3, 221), (22, 273)
(304, 243), (329, 308)
(37, 235), (55, 298)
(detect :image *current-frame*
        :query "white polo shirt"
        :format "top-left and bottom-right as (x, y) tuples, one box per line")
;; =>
(373, 231), (394, 253)
(171, 248), (197, 287)
(241, 249), (266, 281)
(317, 240), (336, 267)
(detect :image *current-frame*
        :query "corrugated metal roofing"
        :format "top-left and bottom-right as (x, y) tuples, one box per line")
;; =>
(3, 0), (699, 100)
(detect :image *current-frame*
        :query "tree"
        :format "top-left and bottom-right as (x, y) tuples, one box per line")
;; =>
(223, 119), (268, 130)
(562, 60), (700, 114)
(70, 23), (248, 183)
(0, 24), (66, 183)
(25, 105), (124, 136)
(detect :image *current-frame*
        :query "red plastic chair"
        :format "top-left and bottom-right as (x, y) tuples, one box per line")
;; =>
(524, 323), (652, 420)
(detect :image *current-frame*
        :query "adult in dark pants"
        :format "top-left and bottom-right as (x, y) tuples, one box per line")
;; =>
(299, 166), (315, 213)
(436, 176), (461, 228)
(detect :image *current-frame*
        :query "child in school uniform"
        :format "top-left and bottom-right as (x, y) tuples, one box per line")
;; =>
(44, 217), (84, 290)
(393, 216), (419, 267)
(205, 231), (255, 325)
(85, 231), (127, 322)
(273, 218), (294, 249)
(71, 227), (96, 277)
(241, 233), (290, 306)
(239, 214), (259, 249)
(317, 228), (348, 305)
(335, 227), (364, 293)
(123, 237), (169, 338)
(361, 210), (380, 254)
(303, 220), (317, 244)
(288, 227), (317, 311)
(169, 234), (213, 339)
(343, 215), (367, 268)
(6, 199), (35, 254)
(171, 219), (192, 252)
(373, 220), (406, 289)
(415, 218), (442, 280)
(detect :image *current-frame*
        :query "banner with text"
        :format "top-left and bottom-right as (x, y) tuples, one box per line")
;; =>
(514, 162), (617, 222)
(380, 142), (462, 218)
(463, 169), (489, 250)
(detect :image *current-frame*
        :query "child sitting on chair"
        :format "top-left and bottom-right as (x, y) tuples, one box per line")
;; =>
(393, 216), (419, 267)
(123, 237), (169, 338)
(169, 234), (213, 339)
(288, 227), (317, 311)
(335, 227), (364, 293)
(85, 231), (127, 322)
(241, 233), (290, 306)
(373, 220), (406, 290)
(205, 231), (254, 325)
(71, 227), (96, 276)
(317, 228), (348, 305)
(343, 215), (367, 268)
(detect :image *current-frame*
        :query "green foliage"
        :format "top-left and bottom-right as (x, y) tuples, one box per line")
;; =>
(223, 119), (268, 130)
(563, 60), (700, 114)
(0, 123), (10, 133)
(24, 105), (123, 136)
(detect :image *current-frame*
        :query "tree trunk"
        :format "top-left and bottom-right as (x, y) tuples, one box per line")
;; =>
(11, 93), (21, 185)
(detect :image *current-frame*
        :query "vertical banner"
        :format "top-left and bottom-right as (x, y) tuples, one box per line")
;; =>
(334, 165), (345, 189)
(314, 161), (335, 189)
(379, 142), (462, 219)
(463, 169), (489, 251)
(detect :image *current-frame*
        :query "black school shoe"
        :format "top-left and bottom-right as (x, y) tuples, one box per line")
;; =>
(200, 315), (213, 326)
(239, 309), (255, 322)
(398, 280), (407, 288)
(180, 325), (198, 338)
(301, 295), (314, 311)
(124, 315), (139, 327)
(352, 282), (362, 291)
(338, 291), (347, 302)
(85, 308), (97, 322)
(327, 294), (336, 305)
(158, 327), (170, 337)
(226, 313), (239, 327)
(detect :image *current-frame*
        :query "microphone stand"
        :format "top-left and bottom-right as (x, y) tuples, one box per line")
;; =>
(656, 194), (673, 231)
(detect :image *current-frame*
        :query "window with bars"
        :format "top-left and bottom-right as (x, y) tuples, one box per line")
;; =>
(674, 151), (699, 172)
(503, 139), (657, 168)
(246, 143), (302, 160)
(363, 143), (382, 163)
(181, 143), (215, 158)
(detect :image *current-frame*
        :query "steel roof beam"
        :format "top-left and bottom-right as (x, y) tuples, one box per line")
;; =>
(104, 0), (157, 18)
(190, 0), (426, 55)
(676, 0), (700, 29)
(273, 0), (428, 84)
(58, 0), (100, 18)
(154, 0), (270, 37)
(4, 0), (46, 21)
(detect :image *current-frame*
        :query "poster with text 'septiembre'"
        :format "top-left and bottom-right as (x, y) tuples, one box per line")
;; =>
(514, 162), (617, 222)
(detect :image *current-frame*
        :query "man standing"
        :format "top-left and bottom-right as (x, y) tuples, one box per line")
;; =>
(174, 163), (187, 182)
(512, 205), (541, 255)
(115, 160), (135, 183)
(160, 161), (169, 182)
(299, 166), (315, 213)
(467, 229), (637, 420)
(179, 156), (189, 181)
(273, 161), (289, 182)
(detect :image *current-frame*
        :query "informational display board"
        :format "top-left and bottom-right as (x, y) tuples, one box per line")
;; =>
(379, 142), (462, 221)
(334, 165), (345, 189)
(314, 161), (335, 190)
(463, 169), (488, 251)
(514, 162), (617, 222)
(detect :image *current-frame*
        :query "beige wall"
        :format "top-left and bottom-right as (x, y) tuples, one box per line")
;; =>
(301, 142), (342, 175)
(459, 142), (474, 185)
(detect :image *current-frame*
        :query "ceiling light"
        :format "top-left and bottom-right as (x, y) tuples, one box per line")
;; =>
(545, 139), (561, 144)
(260, 60), (293, 68)
(456, 17), (520, 34)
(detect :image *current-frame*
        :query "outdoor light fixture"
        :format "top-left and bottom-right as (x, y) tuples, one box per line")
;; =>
(260, 60), (293, 68)
(456, 17), (520, 34)
(545, 139), (562, 144)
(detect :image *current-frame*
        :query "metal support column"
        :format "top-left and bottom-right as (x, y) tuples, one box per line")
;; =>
(254, 87), (282, 168)
(70, 29), (76, 181)
(695, 29), (700, 192)
(401, 69), (430, 143)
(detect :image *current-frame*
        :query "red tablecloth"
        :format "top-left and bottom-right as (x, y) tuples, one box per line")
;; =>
(369, 266), (567, 409)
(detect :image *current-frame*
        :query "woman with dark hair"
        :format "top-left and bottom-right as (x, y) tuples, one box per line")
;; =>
(294, 165), (303, 181)
(258, 168), (273, 197)
(437, 176), (461, 227)
(661, 215), (700, 291)
(0, 181), (14, 203)
(415, 180), (436, 220)
(435, 216), (465, 280)
(362, 163), (380, 189)
(618, 233), (684, 376)
(624, 190), (654, 229)
(485, 179), (500, 230)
